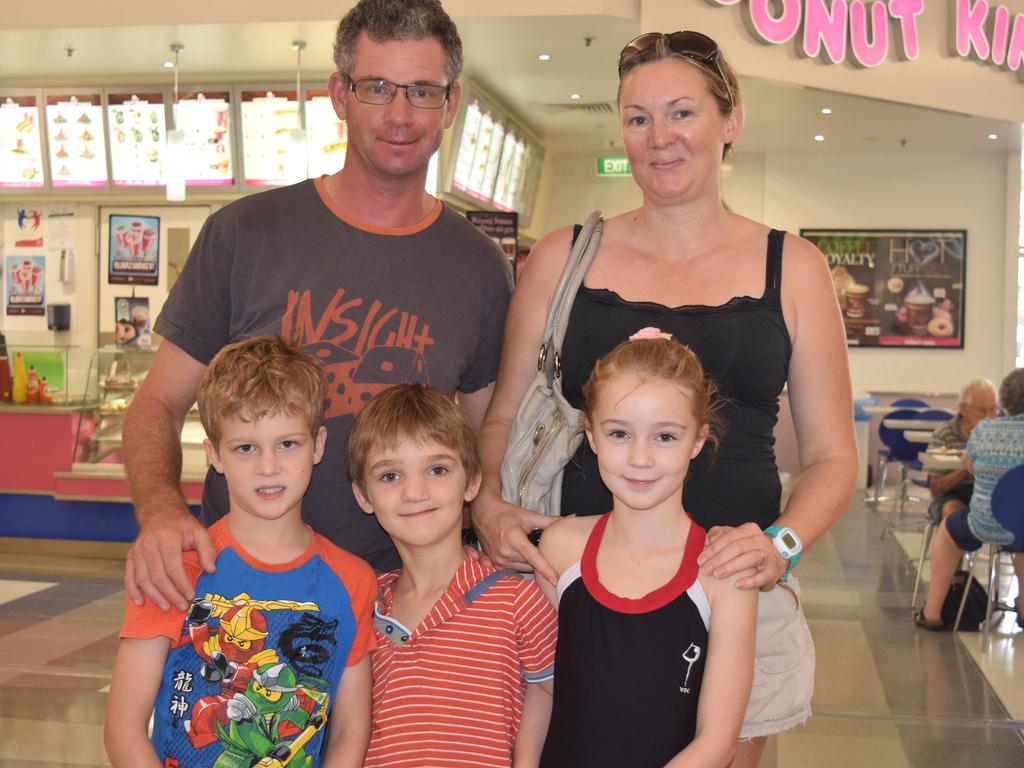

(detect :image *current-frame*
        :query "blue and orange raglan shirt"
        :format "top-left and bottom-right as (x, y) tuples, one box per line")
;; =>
(120, 517), (376, 767)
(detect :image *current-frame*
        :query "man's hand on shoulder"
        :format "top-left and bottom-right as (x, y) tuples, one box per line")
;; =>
(125, 506), (217, 612)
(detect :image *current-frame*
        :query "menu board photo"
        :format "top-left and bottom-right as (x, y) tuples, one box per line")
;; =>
(802, 228), (967, 349)
(108, 93), (166, 187)
(175, 91), (233, 186)
(0, 95), (45, 188)
(305, 90), (347, 177)
(45, 93), (108, 187)
(240, 90), (301, 186)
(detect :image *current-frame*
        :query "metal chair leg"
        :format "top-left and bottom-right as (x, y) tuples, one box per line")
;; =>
(954, 552), (977, 632)
(865, 454), (890, 507)
(982, 544), (999, 653)
(912, 520), (937, 610)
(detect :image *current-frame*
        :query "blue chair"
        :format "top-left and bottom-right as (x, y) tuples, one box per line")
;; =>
(891, 398), (930, 408)
(954, 464), (1024, 648)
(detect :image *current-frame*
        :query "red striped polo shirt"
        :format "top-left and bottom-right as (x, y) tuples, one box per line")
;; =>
(365, 557), (558, 768)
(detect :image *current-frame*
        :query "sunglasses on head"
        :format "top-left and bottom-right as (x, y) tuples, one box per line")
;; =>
(618, 31), (734, 109)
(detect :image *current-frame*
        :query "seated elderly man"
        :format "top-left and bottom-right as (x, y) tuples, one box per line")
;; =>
(927, 377), (998, 522)
(916, 369), (1024, 631)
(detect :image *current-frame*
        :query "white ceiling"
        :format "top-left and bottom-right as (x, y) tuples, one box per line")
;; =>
(0, 16), (1020, 155)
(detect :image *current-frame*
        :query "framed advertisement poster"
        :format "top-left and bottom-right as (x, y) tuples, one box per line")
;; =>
(801, 229), (966, 349)
(6, 255), (45, 315)
(108, 213), (160, 285)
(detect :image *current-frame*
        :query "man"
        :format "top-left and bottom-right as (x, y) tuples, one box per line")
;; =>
(122, 0), (511, 612)
(926, 377), (998, 523)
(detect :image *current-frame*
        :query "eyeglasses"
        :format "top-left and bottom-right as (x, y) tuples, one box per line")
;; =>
(618, 31), (734, 109)
(346, 78), (451, 109)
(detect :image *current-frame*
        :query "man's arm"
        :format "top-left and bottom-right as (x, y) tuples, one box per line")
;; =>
(928, 468), (971, 497)
(103, 637), (170, 768)
(122, 340), (216, 611)
(321, 656), (372, 768)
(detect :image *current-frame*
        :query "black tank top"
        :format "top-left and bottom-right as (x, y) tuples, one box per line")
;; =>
(540, 513), (709, 767)
(559, 229), (792, 530)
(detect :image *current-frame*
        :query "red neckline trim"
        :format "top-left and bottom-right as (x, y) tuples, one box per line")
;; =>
(580, 512), (704, 614)
(215, 518), (320, 573)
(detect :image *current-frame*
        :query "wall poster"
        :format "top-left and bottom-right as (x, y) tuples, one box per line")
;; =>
(108, 213), (160, 285)
(801, 229), (966, 349)
(6, 255), (45, 315)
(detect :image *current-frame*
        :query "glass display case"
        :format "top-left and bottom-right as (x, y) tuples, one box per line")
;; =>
(72, 346), (208, 473)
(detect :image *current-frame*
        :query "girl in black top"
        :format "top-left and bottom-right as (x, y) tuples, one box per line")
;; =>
(536, 333), (756, 768)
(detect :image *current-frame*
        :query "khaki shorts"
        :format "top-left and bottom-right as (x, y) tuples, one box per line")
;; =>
(739, 576), (815, 739)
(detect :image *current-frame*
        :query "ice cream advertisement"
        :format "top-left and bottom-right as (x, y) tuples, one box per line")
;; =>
(801, 229), (966, 349)
(6, 255), (45, 316)
(108, 214), (159, 285)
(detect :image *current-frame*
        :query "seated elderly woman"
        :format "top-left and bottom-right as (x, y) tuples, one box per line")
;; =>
(916, 368), (1024, 630)
(926, 377), (998, 523)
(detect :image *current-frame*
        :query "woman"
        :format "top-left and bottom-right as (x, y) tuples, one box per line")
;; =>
(916, 368), (1024, 631)
(473, 31), (857, 766)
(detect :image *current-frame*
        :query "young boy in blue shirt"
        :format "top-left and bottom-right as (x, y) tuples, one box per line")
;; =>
(105, 336), (376, 768)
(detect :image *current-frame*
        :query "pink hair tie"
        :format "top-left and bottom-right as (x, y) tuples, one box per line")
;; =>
(629, 326), (672, 341)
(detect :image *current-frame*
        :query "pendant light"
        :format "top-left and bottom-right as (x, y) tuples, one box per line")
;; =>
(287, 40), (308, 184)
(165, 43), (186, 201)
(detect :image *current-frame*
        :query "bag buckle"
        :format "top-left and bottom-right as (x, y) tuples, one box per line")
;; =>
(537, 344), (547, 372)
(533, 424), (545, 446)
(553, 351), (562, 380)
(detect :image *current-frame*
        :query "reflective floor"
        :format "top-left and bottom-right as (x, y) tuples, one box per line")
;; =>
(0, 493), (1022, 766)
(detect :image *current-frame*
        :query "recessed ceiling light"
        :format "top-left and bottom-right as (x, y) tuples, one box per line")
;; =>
(814, 134), (825, 142)
(162, 60), (175, 69)
(538, 53), (551, 61)
(820, 107), (832, 115)
(570, 93), (581, 100)
(988, 133), (998, 140)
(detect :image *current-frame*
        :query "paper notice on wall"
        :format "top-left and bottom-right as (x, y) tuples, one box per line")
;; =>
(47, 205), (76, 250)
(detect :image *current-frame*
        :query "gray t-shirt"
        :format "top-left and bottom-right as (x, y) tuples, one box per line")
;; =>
(155, 178), (512, 570)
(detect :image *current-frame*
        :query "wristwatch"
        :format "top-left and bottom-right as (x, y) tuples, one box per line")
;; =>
(763, 525), (802, 581)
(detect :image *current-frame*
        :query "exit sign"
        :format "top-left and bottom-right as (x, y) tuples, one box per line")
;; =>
(596, 156), (631, 176)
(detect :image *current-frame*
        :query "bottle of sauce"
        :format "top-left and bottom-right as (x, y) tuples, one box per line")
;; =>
(39, 375), (51, 404)
(11, 352), (27, 403)
(26, 365), (39, 403)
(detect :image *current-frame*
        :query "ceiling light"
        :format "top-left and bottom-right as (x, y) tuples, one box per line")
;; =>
(814, 134), (825, 142)
(162, 60), (175, 69)
(820, 107), (832, 115)
(570, 93), (581, 100)
(988, 133), (998, 140)
(538, 53), (551, 61)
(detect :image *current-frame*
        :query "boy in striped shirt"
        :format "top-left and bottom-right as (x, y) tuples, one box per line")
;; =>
(348, 384), (557, 768)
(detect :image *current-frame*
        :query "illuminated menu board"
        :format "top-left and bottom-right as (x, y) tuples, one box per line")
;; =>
(108, 93), (166, 187)
(45, 93), (108, 187)
(448, 89), (544, 221)
(240, 90), (301, 186)
(492, 131), (524, 212)
(0, 95), (44, 188)
(451, 100), (482, 195)
(305, 90), (347, 177)
(175, 91), (233, 186)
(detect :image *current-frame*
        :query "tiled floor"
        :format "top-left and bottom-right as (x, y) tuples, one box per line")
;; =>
(0, 493), (1022, 766)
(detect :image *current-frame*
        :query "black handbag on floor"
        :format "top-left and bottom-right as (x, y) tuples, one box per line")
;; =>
(940, 569), (989, 631)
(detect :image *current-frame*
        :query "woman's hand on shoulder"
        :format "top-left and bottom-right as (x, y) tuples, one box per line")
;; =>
(697, 523), (789, 590)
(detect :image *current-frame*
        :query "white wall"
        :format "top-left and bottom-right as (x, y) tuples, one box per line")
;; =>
(724, 149), (1016, 395)
(534, 153), (643, 237)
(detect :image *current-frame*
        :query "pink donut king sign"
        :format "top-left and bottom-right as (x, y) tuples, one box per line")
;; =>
(711, 0), (1024, 79)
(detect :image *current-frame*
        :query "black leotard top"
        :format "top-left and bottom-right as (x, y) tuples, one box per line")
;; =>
(559, 229), (792, 530)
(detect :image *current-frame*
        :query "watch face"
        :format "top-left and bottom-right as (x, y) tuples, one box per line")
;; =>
(781, 532), (798, 549)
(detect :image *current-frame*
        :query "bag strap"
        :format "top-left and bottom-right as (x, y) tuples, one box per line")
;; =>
(538, 210), (603, 385)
